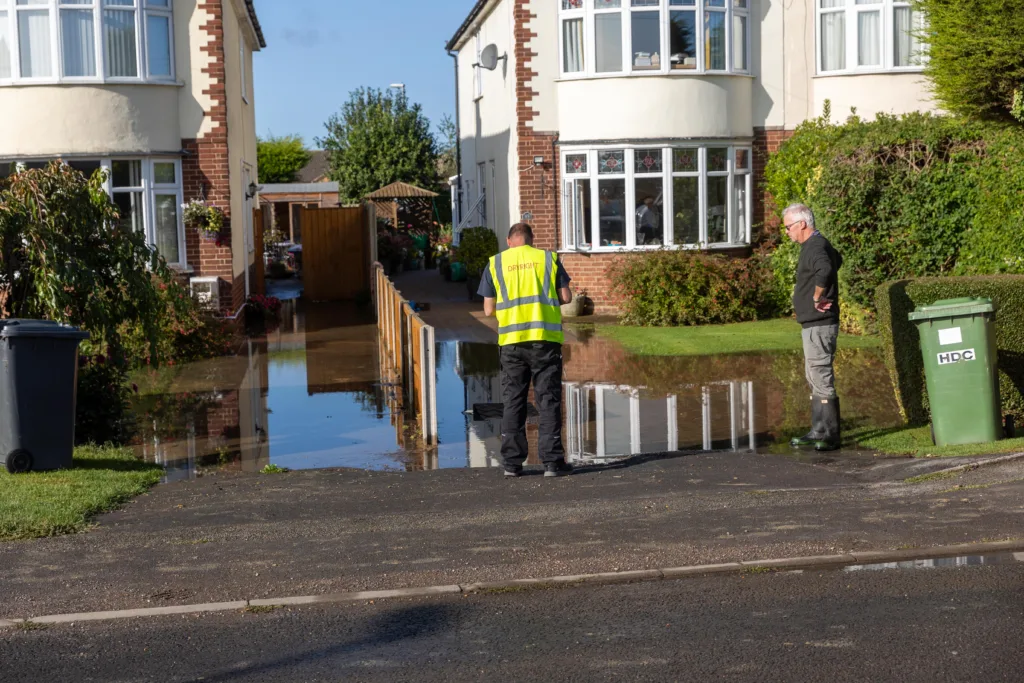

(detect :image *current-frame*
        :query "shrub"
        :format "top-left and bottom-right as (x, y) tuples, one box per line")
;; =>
(765, 111), (1024, 316)
(916, 0), (1024, 125)
(875, 275), (1024, 425)
(610, 248), (778, 327)
(75, 353), (134, 446)
(454, 227), (499, 278)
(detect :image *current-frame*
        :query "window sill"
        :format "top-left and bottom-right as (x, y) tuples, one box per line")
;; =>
(559, 243), (750, 255)
(813, 68), (925, 79)
(169, 264), (195, 275)
(556, 72), (754, 83)
(0, 79), (185, 88)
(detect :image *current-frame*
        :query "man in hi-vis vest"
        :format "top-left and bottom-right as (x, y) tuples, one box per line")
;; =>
(479, 223), (575, 478)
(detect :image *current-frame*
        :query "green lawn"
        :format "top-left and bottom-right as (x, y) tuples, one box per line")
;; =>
(847, 424), (1024, 458)
(0, 445), (162, 541)
(596, 318), (881, 357)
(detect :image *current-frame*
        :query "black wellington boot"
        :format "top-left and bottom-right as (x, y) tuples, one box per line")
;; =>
(814, 396), (842, 452)
(791, 397), (825, 447)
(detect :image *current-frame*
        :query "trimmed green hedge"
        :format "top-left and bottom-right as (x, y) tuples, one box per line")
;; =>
(876, 275), (1024, 425)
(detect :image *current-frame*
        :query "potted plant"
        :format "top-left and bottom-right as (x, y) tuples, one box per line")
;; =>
(406, 246), (422, 271)
(182, 199), (227, 247)
(454, 227), (499, 302)
(561, 286), (586, 318)
(434, 225), (453, 280)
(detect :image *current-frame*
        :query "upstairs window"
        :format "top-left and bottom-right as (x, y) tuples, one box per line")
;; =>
(559, 0), (749, 78)
(0, 0), (174, 84)
(817, 0), (924, 74)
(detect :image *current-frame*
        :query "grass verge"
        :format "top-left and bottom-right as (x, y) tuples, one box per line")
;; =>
(847, 424), (1024, 458)
(0, 445), (162, 541)
(597, 318), (881, 357)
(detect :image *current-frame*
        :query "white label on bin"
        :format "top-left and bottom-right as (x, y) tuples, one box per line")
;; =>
(938, 327), (963, 346)
(937, 349), (976, 366)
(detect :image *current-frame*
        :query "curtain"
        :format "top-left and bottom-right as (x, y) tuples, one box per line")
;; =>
(732, 13), (746, 70)
(857, 11), (880, 66)
(153, 194), (180, 263)
(104, 9), (137, 77)
(732, 176), (748, 245)
(820, 12), (845, 71)
(61, 9), (96, 77)
(19, 9), (52, 78)
(820, 0), (844, 7)
(146, 13), (171, 76)
(562, 18), (583, 73)
(705, 11), (725, 70)
(0, 12), (10, 79)
(594, 13), (622, 72)
(893, 6), (918, 67)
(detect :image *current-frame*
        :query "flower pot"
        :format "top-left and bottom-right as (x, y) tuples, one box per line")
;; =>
(467, 274), (483, 302)
(450, 262), (467, 283)
(561, 296), (583, 318)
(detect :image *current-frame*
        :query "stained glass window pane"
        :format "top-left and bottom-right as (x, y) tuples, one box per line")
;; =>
(598, 150), (625, 174)
(562, 0), (584, 8)
(673, 148), (698, 173)
(634, 148), (663, 173)
(565, 153), (588, 174)
(707, 147), (728, 172)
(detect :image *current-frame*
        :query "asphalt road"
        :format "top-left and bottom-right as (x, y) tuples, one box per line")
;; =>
(4, 560), (1024, 682)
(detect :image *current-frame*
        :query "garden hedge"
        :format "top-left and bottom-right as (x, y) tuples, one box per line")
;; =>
(876, 275), (1024, 425)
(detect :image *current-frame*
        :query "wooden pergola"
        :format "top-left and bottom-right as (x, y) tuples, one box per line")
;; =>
(365, 181), (439, 231)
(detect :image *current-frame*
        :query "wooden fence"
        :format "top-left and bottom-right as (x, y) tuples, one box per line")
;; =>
(302, 206), (370, 302)
(375, 264), (438, 449)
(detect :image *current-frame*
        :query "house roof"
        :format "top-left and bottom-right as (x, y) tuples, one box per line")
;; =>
(259, 181), (339, 196)
(245, 0), (267, 49)
(365, 182), (439, 199)
(297, 151), (330, 184)
(446, 0), (492, 52)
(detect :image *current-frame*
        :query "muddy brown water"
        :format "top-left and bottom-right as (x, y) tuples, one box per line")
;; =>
(129, 297), (903, 480)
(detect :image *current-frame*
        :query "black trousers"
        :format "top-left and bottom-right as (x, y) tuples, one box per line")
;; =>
(500, 341), (565, 467)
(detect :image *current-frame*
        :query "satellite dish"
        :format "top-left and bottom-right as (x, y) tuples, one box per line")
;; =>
(478, 44), (507, 71)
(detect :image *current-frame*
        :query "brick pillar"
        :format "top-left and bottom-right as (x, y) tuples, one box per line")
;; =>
(752, 126), (795, 235)
(181, 0), (235, 315)
(514, 1), (560, 251)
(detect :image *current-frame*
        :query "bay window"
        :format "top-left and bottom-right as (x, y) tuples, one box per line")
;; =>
(562, 144), (751, 251)
(0, 0), (173, 84)
(2, 157), (186, 265)
(817, 0), (924, 74)
(559, 0), (749, 77)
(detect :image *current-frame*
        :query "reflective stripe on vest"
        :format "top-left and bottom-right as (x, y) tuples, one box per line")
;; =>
(489, 246), (564, 346)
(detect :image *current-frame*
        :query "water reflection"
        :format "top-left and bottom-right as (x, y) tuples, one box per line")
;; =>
(130, 301), (903, 478)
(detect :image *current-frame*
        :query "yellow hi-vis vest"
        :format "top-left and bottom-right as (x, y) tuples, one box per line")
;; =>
(489, 245), (564, 346)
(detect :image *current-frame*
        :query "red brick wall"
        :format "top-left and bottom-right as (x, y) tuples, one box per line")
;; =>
(180, 0), (236, 315)
(753, 126), (795, 232)
(514, 1), (559, 252)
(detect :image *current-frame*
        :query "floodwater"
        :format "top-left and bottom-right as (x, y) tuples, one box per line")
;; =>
(843, 553), (1024, 572)
(130, 295), (905, 481)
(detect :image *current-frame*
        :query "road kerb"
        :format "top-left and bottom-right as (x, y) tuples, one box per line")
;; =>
(5, 540), (1024, 628)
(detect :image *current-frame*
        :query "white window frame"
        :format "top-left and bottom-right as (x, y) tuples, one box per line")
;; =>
(816, 0), (926, 76)
(0, 0), (174, 86)
(557, 0), (750, 79)
(148, 157), (185, 267)
(560, 143), (752, 252)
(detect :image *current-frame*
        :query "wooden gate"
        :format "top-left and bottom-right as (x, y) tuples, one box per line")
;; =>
(301, 206), (370, 301)
(252, 207), (266, 296)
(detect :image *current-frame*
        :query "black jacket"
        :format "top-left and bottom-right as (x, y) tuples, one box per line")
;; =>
(793, 233), (842, 328)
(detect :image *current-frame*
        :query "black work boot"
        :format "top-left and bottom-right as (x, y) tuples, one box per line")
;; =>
(543, 459), (574, 477)
(791, 397), (825, 447)
(814, 397), (842, 452)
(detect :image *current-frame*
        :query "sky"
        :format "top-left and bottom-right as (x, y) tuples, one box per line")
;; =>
(252, 0), (475, 148)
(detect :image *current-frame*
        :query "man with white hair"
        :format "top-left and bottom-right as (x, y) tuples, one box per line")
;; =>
(783, 204), (844, 451)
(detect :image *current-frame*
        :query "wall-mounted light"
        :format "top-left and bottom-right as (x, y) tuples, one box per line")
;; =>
(533, 156), (545, 166)
(246, 181), (261, 200)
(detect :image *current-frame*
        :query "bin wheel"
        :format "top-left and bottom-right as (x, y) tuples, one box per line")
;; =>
(5, 449), (33, 474)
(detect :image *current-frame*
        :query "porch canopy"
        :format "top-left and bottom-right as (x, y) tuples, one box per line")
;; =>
(365, 181), (439, 231)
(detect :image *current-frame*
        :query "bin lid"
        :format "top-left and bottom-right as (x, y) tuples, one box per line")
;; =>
(908, 297), (995, 322)
(0, 319), (90, 340)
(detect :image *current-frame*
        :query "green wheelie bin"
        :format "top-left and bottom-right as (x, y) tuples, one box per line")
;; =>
(908, 297), (1001, 447)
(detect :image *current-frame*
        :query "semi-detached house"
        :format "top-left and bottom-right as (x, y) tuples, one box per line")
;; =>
(446, 0), (937, 312)
(0, 0), (266, 316)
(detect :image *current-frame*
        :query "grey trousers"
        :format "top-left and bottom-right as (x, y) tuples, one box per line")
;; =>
(802, 324), (839, 399)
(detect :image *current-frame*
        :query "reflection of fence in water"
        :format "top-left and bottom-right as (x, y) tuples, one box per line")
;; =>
(565, 380), (757, 463)
(374, 265), (438, 454)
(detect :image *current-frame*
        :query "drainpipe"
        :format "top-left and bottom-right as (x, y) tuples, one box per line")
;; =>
(447, 49), (464, 230)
